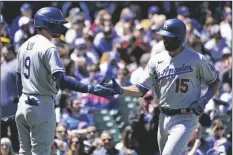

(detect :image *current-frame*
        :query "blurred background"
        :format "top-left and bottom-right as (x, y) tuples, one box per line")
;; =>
(0, 1), (232, 155)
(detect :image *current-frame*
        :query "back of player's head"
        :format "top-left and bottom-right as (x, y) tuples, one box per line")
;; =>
(34, 7), (68, 36)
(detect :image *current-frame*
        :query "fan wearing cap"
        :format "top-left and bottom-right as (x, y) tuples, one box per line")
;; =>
(204, 24), (229, 60)
(114, 8), (135, 38)
(220, 11), (232, 43)
(94, 25), (119, 54)
(10, 3), (33, 39)
(65, 12), (85, 44)
(14, 16), (35, 49)
(177, 6), (190, 21)
(70, 38), (99, 65)
(148, 5), (159, 19)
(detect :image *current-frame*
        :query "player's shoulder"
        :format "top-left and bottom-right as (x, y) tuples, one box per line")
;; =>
(35, 34), (56, 49)
(183, 47), (206, 61)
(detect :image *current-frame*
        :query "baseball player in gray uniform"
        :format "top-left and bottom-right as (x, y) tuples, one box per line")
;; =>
(106, 19), (220, 155)
(15, 7), (116, 155)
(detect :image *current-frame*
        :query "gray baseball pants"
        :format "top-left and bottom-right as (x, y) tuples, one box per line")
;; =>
(15, 93), (56, 155)
(158, 113), (199, 155)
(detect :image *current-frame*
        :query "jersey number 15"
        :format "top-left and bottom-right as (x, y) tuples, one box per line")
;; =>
(175, 78), (189, 93)
(24, 56), (31, 79)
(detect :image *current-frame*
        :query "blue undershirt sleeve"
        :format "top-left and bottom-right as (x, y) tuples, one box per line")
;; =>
(52, 72), (89, 93)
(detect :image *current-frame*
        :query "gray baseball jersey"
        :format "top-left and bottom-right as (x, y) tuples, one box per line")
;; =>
(138, 47), (218, 109)
(16, 34), (65, 96)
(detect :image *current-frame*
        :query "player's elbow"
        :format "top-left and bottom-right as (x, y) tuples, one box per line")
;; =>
(52, 72), (65, 90)
(209, 77), (221, 94)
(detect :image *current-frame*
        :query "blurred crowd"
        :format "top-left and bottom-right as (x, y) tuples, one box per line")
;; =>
(0, 1), (232, 155)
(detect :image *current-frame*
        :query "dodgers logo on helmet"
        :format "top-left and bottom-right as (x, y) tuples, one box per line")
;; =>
(156, 19), (186, 42)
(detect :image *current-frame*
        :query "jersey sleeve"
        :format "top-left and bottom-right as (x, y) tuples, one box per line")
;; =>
(198, 56), (219, 84)
(16, 47), (21, 73)
(43, 47), (65, 75)
(137, 57), (156, 93)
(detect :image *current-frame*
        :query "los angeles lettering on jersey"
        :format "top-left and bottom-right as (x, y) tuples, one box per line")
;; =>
(158, 63), (193, 80)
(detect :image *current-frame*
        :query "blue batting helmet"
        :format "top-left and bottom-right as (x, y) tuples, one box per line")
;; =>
(156, 19), (186, 42)
(34, 7), (68, 34)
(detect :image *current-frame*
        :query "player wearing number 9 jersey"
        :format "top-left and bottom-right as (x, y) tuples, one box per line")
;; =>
(15, 7), (116, 155)
(104, 19), (220, 155)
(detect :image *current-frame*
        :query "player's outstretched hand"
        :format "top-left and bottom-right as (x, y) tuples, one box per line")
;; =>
(99, 78), (123, 95)
(88, 80), (117, 99)
(190, 101), (205, 116)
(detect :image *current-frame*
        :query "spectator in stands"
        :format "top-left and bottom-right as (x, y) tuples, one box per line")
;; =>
(115, 8), (133, 38)
(100, 39), (120, 79)
(91, 9), (108, 33)
(148, 5), (159, 19)
(0, 137), (16, 155)
(220, 11), (232, 45)
(183, 124), (210, 155)
(63, 7), (81, 30)
(10, 3), (32, 39)
(130, 53), (150, 85)
(92, 130), (120, 155)
(94, 25), (118, 54)
(150, 14), (167, 56)
(0, 15), (11, 38)
(83, 27), (99, 59)
(128, 90), (159, 155)
(116, 67), (131, 87)
(115, 126), (138, 155)
(14, 16), (35, 49)
(144, 24), (162, 47)
(65, 12), (85, 44)
(206, 136), (231, 155)
(200, 16), (214, 43)
(100, 50), (120, 80)
(54, 124), (69, 155)
(133, 24), (150, 52)
(220, 48), (232, 88)
(206, 123), (226, 148)
(1, 43), (19, 152)
(61, 98), (95, 133)
(118, 36), (146, 66)
(71, 38), (99, 65)
(67, 134), (84, 155)
(140, 5), (160, 40)
(83, 126), (97, 154)
(177, 6), (190, 22)
(204, 24), (227, 60)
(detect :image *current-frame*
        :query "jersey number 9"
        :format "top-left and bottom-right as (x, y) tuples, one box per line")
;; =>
(24, 56), (31, 79)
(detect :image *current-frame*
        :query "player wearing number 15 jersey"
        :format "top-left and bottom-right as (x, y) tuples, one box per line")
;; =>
(104, 19), (220, 155)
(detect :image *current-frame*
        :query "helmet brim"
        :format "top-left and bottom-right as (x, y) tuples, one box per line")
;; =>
(52, 19), (68, 24)
(156, 30), (176, 37)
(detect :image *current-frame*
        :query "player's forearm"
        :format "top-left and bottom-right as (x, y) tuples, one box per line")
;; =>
(122, 85), (143, 97)
(53, 72), (89, 93)
(201, 78), (220, 104)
